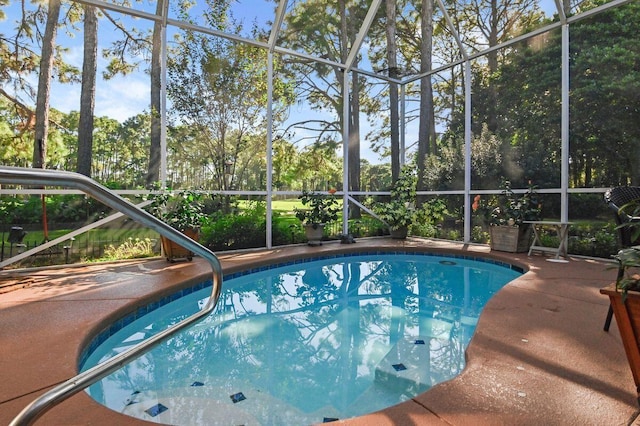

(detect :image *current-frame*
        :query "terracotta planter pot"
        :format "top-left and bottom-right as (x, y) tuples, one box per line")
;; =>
(600, 283), (640, 402)
(160, 228), (199, 262)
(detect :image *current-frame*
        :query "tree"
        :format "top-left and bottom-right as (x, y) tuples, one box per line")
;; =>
(100, 3), (168, 186)
(487, 0), (640, 188)
(33, 0), (61, 168)
(385, 0), (401, 181)
(167, 13), (293, 193)
(416, 0), (437, 201)
(568, 2), (640, 185)
(0, 97), (33, 167)
(146, 0), (163, 186)
(0, 2), (38, 135)
(76, 5), (97, 177)
(463, 0), (542, 132)
(279, 0), (371, 215)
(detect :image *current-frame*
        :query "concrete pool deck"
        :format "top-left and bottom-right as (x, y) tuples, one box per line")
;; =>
(0, 237), (638, 425)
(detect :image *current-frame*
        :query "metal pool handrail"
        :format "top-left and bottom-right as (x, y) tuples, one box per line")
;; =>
(0, 166), (223, 426)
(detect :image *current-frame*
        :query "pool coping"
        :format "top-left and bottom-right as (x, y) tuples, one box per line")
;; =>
(0, 237), (637, 425)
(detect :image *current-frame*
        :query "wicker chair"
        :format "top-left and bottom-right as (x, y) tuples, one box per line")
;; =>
(603, 186), (640, 331)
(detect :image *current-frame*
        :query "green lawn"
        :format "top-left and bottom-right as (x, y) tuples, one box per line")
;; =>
(11, 227), (159, 248)
(238, 198), (344, 214)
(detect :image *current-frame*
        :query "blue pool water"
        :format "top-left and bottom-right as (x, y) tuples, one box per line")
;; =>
(82, 253), (522, 425)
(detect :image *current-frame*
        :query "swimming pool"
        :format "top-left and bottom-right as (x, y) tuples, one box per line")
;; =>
(81, 252), (522, 425)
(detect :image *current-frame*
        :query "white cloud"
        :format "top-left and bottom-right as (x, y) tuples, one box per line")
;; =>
(96, 75), (149, 122)
(50, 73), (149, 123)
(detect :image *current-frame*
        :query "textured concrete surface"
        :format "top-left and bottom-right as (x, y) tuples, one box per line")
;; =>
(0, 238), (638, 425)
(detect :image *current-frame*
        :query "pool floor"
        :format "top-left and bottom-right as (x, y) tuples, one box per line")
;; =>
(0, 238), (638, 425)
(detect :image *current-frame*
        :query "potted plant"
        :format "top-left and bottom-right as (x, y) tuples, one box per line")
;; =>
(372, 166), (419, 239)
(145, 189), (206, 261)
(478, 180), (541, 252)
(294, 189), (340, 246)
(600, 245), (640, 402)
(600, 196), (640, 399)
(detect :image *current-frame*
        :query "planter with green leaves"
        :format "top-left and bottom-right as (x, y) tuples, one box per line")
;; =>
(601, 246), (640, 403)
(146, 189), (206, 261)
(372, 166), (418, 239)
(294, 189), (339, 246)
(478, 180), (541, 252)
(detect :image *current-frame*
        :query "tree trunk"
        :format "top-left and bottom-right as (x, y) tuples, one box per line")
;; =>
(486, 0), (499, 132)
(385, 0), (400, 182)
(349, 70), (362, 218)
(77, 5), (97, 177)
(33, 0), (61, 169)
(340, 0), (362, 218)
(416, 0), (435, 198)
(147, 0), (163, 187)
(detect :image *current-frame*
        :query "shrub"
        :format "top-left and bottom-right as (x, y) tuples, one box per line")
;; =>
(101, 238), (156, 260)
(472, 225), (490, 244)
(202, 214), (264, 251)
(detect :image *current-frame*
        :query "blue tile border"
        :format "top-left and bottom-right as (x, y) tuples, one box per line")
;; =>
(78, 279), (212, 368)
(79, 250), (523, 369)
(222, 250), (525, 281)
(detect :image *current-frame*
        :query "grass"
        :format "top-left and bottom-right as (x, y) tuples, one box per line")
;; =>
(238, 198), (344, 214)
(8, 227), (159, 248)
(6, 198), (321, 258)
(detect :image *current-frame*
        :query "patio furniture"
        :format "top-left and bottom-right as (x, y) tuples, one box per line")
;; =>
(524, 221), (572, 260)
(603, 186), (640, 331)
(6, 226), (27, 258)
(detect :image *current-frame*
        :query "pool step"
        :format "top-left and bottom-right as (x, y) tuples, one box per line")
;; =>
(122, 391), (260, 425)
(374, 337), (433, 395)
(121, 382), (333, 425)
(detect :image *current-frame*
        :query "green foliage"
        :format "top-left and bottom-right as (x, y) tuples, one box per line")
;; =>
(272, 216), (303, 246)
(471, 124), (504, 188)
(145, 189), (206, 231)
(166, 14), (295, 192)
(421, 143), (464, 191)
(294, 190), (340, 225)
(100, 237), (156, 261)
(201, 200), (347, 249)
(614, 247), (640, 301)
(472, 225), (490, 244)
(372, 166), (418, 230)
(411, 198), (448, 237)
(201, 201), (293, 250)
(477, 180), (541, 227)
(0, 197), (23, 226)
(481, 1), (640, 187)
(618, 199), (640, 244)
(0, 194), (109, 227)
(567, 224), (617, 258)
(570, 193), (610, 220)
(372, 166), (447, 234)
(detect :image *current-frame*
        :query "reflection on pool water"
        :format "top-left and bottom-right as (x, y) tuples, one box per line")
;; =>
(82, 253), (522, 425)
